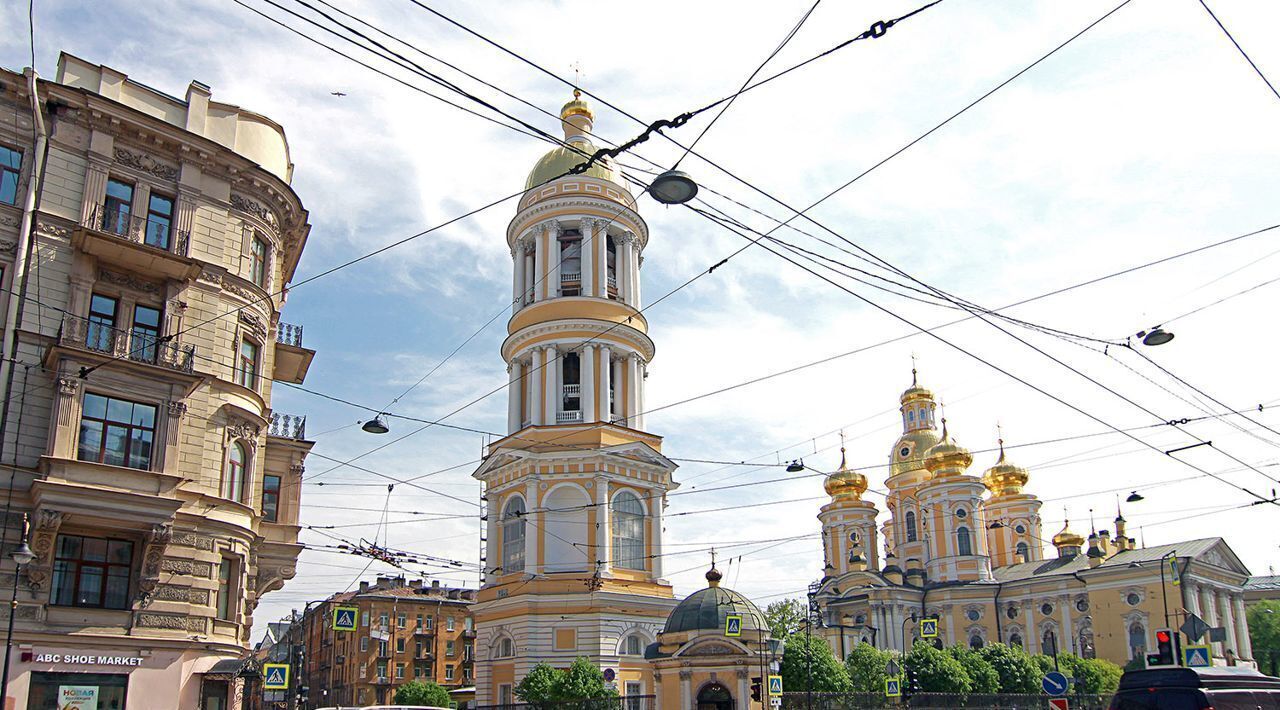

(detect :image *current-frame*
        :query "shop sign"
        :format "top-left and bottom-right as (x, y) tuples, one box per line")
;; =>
(32, 653), (144, 667)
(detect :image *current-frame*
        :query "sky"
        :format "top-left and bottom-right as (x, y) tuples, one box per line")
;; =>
(3, 0), (1279, 643)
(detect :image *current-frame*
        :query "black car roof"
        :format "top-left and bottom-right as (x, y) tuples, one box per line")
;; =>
(1119, 667), (1280, 691)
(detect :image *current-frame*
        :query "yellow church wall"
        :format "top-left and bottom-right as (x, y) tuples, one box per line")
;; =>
(507, 298), (648, 337)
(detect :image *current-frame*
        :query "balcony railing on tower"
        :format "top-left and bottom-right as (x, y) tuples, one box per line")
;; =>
(85, 204), (191, 257)
(59, 314), (195, 373)
(269, 412), (307, 439)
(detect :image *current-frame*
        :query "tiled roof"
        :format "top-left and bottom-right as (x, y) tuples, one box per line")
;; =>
(992, 538), (1224, 583)
(1245, 574), (1280, 590)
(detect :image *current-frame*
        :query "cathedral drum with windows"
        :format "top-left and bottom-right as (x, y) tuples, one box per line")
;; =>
(471, 93), (678, 706)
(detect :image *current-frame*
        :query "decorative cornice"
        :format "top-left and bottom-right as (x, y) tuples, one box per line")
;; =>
(508, 197), (648, 250)
(113, 146), (179, 181)
(503, 318), (655, 362)
(230, 193), (277, 229)
(99, 267), (160, 294)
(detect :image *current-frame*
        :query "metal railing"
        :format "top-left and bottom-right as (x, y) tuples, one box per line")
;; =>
(474, 696), (655, 710)
(269, 412), (307, 439)
(276, 321), (304, 347)
(85, 204), (190, 257)
(60, 314), (195, 373)
(778, 692), (1114, 709)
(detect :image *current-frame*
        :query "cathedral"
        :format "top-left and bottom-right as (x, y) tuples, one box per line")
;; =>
(813, 371), (1259, 669)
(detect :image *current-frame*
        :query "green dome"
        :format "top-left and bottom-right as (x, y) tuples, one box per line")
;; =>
(664, 585), (767, 634)
(524, 138), (626, 192)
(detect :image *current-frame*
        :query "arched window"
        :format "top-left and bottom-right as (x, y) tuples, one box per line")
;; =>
(499, 637), (514, 658)
(611, 491), (645, 570)
(905, 511), (918, 542)
(622, 635), (642, 656)
(1016, 541), (1030, 561)
(956, 526), (972, 556)
(1009, 633), (1023, 649)
(1128, 622), (1146, 660)
(502, 498), (526, 574)
(1043, 629), (1059, 656)
(907, 410), (915, 422)
(969, 635), (984, 650)
(222, 442), (248, 502)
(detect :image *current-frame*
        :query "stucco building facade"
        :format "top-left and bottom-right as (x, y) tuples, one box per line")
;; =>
(0, 54), (314, 708)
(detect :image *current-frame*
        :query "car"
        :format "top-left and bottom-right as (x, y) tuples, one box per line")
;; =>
(1110, 665), (1280, 709)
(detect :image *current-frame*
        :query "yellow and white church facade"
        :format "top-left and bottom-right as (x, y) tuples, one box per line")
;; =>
(813, 371), (1259, 669)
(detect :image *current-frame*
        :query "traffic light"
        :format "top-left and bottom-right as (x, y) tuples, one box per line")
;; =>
(1151, 628), (1177, 667)
(750, 677), (762, 703)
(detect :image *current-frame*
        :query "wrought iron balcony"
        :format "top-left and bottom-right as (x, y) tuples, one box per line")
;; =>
(59, 314), (195, 373)
(85, 204), (190, 257)
(556, 410), (582, 423)
(270, 412), (307, 439)
(276, 322), (304, 348)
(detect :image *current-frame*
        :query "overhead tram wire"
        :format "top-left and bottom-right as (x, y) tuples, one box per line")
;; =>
(671, 0), (824, 169)
(1195, 0), (1280, 103)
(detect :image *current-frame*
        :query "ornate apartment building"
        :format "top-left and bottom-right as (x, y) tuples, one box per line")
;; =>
(0, 54), (314, 708)
(283, 576), (476, 708)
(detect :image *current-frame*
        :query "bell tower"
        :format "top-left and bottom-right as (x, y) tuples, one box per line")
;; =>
(472, 93), (678, 706)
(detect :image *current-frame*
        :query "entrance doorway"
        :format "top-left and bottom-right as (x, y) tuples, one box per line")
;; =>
(696, 682), (734, 710)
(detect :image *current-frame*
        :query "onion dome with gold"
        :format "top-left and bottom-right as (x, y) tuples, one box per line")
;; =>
(923, 419), (973, 476)
(524, 90), (627, 192)
(890, 366), (942, 476)
(900, 367), (934, 406)
(824, 446), (868, 501)
(982, 438), (1030, 496)
(1052, 519), (1086, 549)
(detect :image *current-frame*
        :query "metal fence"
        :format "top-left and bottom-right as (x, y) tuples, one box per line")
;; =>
(472, 696), (655, 710)
(779, 692), (1113, 709)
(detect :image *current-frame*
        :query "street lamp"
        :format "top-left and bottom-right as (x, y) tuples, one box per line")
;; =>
(647, 170), (698, 205)
(362, 414), (390, 434)
(2, 514), (35, 697)
(1126, 491), (1145, 503)
(786, 459), (804, 473)
(1138, 327), (1174, 346)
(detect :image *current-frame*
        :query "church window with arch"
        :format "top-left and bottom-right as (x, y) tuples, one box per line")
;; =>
(1128, 622), (1146, 659)
(956, 526), (972, 556)
(1016, 541), (1029, 561)
(621, 634), (643, 656)
(905, 511), (918, 542)
(611, 491), (646, 570)
(502, 497), (527, 573)
(969, 634), (984, 650)
(1009, 632), (1023, 649)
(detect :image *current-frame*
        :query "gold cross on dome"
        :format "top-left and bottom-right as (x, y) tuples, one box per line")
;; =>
(710, 547), (717, 569)
(571, 61), (586, 92)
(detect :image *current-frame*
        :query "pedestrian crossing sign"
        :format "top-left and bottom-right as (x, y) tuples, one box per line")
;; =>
(768, 675), (783, 696)
(919, 617), (938, 638)
(1169, 557), (1180, 585)
(332, 605), (358, 632)
(885, 677), (901, 697)
(725, 614), (742, 637)
(262, 663), (290, 690)
(1183, 644), (1211, 668)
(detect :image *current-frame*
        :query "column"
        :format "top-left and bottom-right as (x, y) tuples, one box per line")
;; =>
(1219, 590), (1239, 658)
(485, 495), (499, 584)
(1024, 606), (1037, 654)
(596, 222), (609, 297)
(1061, 599), (1073, 654)
(1233, 594), (1253, 660)
(616, 233), (631, 304)
(512, 242), (525, 313)
(736, 669), (749, 710)
(1186, 582), (1202, 620)
(534, 226), (547, 301)
(651, 494), (664, 579)
(633, 241), (643, 307)
(679, 671), (691, 710)
(598, 346), (612, 422)
(625, 354), (640, 426)
(530, 349), (545, 425)
(547, 221), (562, 298)
(635, 361), (646, 430)
(523, 249), (535, 305)
(581, 344), (597, 422)
(507, 361), (522, 433)
(1200, 586), (1219, 656)
(526, 479), (541, 575)
(543, 345), (558, 424)
(81, 158), (110, 226)
(580, 218), (595, 296)
(594, 476), (609, 574)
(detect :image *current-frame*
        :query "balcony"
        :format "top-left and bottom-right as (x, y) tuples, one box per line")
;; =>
(556, 410), (582, 424)
(72, 205), (201, 281)
(56, 314), (195, 373)
(273, 321), (314, 384)
(560, 271), (580, 283)
(269, 412), (307, 440)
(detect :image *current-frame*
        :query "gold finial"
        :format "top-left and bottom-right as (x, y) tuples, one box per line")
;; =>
(996, 423), (1006, 463)
(911, 353), (918, 386)
(571, 61), (585, 98)
(706, 548), (722, 587)
(839, 429), (847, 470)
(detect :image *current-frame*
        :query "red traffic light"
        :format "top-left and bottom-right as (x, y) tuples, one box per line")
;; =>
(1156, 630), (1171, 643)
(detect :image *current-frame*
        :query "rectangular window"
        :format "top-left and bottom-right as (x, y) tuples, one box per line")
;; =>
(78, 393), (157, 470)
(376, 662), (387, 680)
(446, 616), (455, 632)
(464, 616), (473, 631)
(102, 178), (134, 235)
(416, 613), (424, 629)
(250, 236), (268, 288)
(361, 611), (369, 627)
(145, 193), (174, 249)
(499, 685), (513, 705)
(446, 640), (455, 657)
(130, 304), (162, 364)
(50, 534), (133, 609)
(87, 294), (118, 353)
(415, 641), (424, 657)
(0, 145), (21, 206)
(445, 665), (454, 681)
(378, 640), (388, 657)
(464, 643), (473, 661)
(424, 615), (433, 630)
(396, 637), (406, 653)
(216, 557), (236, 621)
(380, 612), (390, 628)
(395, 663), (405, 680)
(414, 666), (423, 679)
(360, 637), (369, 652)
(397, 612), (407, 629)
(236, 338), (258, 389)
(261, 475), (281, 522)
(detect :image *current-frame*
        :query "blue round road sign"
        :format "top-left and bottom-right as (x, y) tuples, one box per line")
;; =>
(1042, 671), (1069, 696)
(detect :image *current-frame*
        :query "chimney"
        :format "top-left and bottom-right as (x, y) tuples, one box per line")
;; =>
(409, 580), (422, 590)
(359, 581), (370, 593)
(432, 580), (441, 589)
(1098, 529), (1112, 556)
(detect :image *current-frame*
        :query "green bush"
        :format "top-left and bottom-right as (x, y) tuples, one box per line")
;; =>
(514, 658), (617, 704)
(843, 642), (893, 693)
(780, 633), (853, 694)
(904, 641), (972, 694)
(394, 679), (451, 707)
(946, 645), (999, 693)
(975, 642), (1041, 693)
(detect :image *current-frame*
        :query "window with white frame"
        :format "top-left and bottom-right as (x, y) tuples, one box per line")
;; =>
(502, 497), (526, 573)
(222, 441), (249, 502)
(611, 491), (645, 570)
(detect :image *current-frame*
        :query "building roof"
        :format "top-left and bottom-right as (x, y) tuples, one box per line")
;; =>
(1245, 574), (1280, 591)
(664, 584), (766, 634)
(992, 538), (1239, 583)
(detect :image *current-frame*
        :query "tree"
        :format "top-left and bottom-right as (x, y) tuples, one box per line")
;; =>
(975, 642), (1041, 693)
(1248, 600), (1280, 676)
(514, 663), (562, 705)
(946, 645), (999, 693)
(1069, 657), (1123, 695)
(394, 679), (451, 707)
(780, 632), (853, 694)
(904, 641), (972, 694)
(764, 598), (807, 639)
(1031, 653), (1057, 677)
(844, 642), (892, 693)
(514, 658), (618, 706)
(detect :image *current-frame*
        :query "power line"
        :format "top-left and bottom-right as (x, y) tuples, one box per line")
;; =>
(1195, 0), (1280, 102)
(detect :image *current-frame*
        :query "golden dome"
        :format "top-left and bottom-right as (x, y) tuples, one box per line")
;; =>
(982, 440), (1029, 496)
(889, 429), (941, 477)
(560, 90), (594, 122)
(900, 367), (934, 406)
(1052, 519), (1086, 548)
(824, 448), (868, 500)
(524, 141), (621, 191)
(923, 419), (972, 475)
